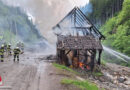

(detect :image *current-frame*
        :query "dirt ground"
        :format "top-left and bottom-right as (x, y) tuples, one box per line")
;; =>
(0, 52), (130, 90)
(0, 52), (73, 90)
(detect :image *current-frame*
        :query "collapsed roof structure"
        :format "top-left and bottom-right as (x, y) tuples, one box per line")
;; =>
(53, 7), (105, 40)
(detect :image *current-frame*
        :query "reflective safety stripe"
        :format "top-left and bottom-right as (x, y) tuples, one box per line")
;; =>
(7, 46), (11, 50)
(7, 48), (11, 50)
(13, 49), (20, 54)
(0, 48), (4, 55)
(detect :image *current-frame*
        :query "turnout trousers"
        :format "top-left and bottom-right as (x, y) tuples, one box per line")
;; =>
(14, 54), (19, 62)
(1, 55), (4, 62)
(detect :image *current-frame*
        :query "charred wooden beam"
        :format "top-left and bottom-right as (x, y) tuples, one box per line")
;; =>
(76, 7), (105, 40)
(65, 50), (71, 55)
(90, 50), (96, 71)
(98, 49), (102, 65)
(59, 27), (91, 30)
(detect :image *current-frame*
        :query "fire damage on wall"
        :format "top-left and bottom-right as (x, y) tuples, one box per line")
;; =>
(53, 7), (105, 71)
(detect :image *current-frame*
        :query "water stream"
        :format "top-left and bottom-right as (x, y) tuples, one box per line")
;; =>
(103, 45), (130, 63)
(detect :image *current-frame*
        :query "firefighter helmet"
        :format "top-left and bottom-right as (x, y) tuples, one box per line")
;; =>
(1, 44), (4, 47)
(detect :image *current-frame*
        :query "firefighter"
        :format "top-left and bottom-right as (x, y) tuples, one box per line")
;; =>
(13, 47), (21, 62)
(7, 44), (12, 56)
(0, 45), (4, 62)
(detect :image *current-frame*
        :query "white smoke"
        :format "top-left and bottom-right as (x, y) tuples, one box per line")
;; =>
(2, 0), (89, 43)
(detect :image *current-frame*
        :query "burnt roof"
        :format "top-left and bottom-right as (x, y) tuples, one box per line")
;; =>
(57, 35), (103, 50)
(53, 7), (105, 40)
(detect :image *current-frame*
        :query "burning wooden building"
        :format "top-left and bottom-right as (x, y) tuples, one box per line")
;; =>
(53, 7), (105, 71)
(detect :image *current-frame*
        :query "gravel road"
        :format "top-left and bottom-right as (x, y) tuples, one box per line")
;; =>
(0, 52), (66, 90)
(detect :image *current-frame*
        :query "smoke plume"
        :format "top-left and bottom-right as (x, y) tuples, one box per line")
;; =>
(2, 0), (89, 43)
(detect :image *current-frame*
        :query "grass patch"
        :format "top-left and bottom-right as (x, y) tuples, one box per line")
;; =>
(61, 78), (99, 90)
(101, 60), (107, 66)
(92, 72), (103, 77)
(53, 63), (79, 74)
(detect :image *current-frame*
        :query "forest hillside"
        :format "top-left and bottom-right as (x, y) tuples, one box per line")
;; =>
(84, 0), (129, 57)
(0, 0), (46, 47)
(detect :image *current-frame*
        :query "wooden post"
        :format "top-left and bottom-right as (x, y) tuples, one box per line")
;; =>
(98, 49), (102, 65)
(90, 50), (96, 71)
(77, 50), (79, 68)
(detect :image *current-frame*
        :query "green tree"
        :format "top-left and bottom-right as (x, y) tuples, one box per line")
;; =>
(100, 0), (130, 56)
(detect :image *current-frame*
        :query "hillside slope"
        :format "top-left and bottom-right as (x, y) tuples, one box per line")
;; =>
(0, 0), (46, 46)
(81, 0), (130, 66)
(88, 0), (124, 26)
(100, 0), (130, 56)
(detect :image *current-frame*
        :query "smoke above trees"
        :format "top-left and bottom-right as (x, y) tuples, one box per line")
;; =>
(1, 0), (89, 43)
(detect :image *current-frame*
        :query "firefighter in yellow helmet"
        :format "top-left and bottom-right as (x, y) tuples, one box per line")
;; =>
(7, 44), (12, 56)
(0, 45), (4, 62)
(13, 47), (21, 62)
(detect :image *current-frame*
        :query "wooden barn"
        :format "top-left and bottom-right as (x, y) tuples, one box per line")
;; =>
(53, 7), (105, 71)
